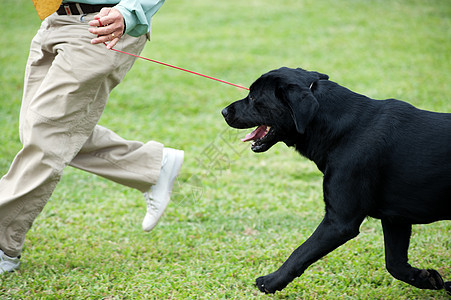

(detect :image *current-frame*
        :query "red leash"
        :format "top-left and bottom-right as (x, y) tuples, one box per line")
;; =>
(98, 20), (249, 91)
(110, 47), (249, 90)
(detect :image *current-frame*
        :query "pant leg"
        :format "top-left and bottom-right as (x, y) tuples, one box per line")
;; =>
(18, 19), (56, 143)
(70, 125), (162, 192)
(0, 13), (157, 257)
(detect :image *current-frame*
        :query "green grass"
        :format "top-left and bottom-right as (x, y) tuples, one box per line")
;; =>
(1, 0), (450, 298)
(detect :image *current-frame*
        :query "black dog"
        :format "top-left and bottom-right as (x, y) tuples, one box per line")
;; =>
(222, 67), (451, 294)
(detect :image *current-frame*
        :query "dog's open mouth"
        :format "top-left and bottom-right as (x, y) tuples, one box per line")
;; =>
(241, 125), (276, 152)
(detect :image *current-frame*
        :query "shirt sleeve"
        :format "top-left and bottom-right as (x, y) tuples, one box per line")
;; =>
(114, 0), (165, 37)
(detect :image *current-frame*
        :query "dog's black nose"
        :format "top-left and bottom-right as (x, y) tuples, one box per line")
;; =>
(221, 107), (228, 118)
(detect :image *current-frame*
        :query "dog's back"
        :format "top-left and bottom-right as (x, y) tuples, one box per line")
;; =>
(370, 100), (451, 223)
(306, 81), (451, 223)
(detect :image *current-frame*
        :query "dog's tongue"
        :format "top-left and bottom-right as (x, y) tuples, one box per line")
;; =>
(241, 125), (267, 142)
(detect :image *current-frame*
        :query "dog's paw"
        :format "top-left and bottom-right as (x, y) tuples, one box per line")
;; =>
(255, 273), (288, 294)
(256, 276), (274, 294)
(412, 269), (445, 290)
(255, 276), (276, 294)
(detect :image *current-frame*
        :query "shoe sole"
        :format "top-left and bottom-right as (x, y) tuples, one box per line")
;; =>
(165, 149), (185, 195)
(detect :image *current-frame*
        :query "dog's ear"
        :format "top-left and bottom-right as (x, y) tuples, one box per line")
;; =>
(277, 84), (319, 134)
(312, 71), (329, 81)
(295, 68), (329, 82)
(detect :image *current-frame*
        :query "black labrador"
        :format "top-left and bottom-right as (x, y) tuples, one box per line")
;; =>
(221, 67), (451, 294)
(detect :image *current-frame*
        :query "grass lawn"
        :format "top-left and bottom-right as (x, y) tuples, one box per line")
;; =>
(1, 0), (450, 298)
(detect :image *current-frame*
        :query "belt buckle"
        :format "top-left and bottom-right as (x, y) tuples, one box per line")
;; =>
(63, 5), (72, 15)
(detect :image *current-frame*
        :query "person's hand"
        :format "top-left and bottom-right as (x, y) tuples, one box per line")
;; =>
(88, 8), (125, 49)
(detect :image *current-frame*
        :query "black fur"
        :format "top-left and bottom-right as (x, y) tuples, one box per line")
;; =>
(222, 67), (451, 294)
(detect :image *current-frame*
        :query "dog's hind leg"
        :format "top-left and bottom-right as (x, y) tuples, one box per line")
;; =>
(381, 219), (448, 291)
(255, 212), (364, 294)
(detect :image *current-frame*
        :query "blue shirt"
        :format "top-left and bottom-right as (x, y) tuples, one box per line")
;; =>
(63, 0), (165, 37)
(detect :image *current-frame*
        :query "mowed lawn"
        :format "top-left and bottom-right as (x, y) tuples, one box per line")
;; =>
(0, 0), (450, 299)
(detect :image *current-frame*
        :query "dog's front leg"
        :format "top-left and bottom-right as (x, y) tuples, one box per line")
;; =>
(256, 213), (363, 294)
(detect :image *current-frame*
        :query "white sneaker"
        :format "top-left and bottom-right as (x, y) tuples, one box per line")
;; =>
(0, 250), (20, 274)
(142, 148), (184, 232)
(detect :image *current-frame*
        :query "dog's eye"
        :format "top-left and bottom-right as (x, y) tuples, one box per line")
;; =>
(249, 95), (255, 102)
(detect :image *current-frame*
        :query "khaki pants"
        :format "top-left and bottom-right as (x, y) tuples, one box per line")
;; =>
(0, 13), (163, 257)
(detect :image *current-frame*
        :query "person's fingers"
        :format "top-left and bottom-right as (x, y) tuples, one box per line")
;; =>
(107, 36), (120, 49)
(88, 8), (124, 47)
(90, 31), (121, 46)
(88, 7), (111, 26)
(97, 9), (124, 29)
(89, 25), (123, 38)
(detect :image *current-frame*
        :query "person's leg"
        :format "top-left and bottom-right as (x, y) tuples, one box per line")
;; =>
(70, 126), (184, 232)
(70, 125), (163, 192)
(0, 13), (147, 260)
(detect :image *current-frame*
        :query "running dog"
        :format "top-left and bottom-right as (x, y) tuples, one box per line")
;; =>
(221, 67), (451, 294)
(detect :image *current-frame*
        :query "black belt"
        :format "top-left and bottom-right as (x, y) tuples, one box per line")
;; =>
(57, 3), (116, 16)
